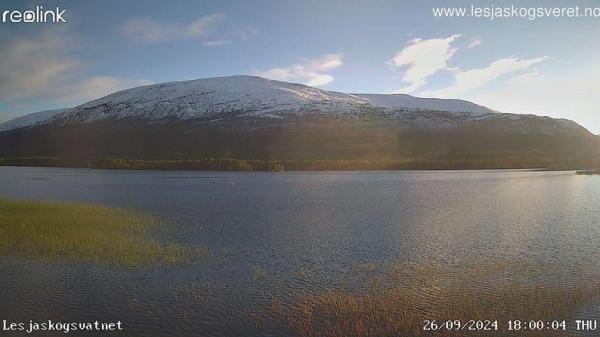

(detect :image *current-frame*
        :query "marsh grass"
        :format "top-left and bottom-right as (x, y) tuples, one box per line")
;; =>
(0, 198), (204, 266)
(277, 285), (597, 337)
(264, 261), (599, 337)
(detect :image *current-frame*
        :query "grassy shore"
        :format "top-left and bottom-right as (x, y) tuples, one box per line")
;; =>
(258, 261), (599, 337)
(0, 198), (202, 266)
(273, 284), (596, 337)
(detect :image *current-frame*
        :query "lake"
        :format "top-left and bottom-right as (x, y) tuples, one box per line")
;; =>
(1, 167), (599, 336)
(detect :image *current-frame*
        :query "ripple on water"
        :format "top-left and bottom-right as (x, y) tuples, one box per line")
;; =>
(1, 168), (599, 336)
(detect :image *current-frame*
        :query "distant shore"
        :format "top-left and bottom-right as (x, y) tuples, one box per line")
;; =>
(0, 156), (592, 171)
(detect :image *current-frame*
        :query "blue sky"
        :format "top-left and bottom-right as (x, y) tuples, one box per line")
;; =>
(1, 0), (599, 133)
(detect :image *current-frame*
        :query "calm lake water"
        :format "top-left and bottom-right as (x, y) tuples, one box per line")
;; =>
(0, 167), (599, 336)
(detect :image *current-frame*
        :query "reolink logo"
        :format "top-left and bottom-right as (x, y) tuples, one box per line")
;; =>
(2, 6), (67, 23)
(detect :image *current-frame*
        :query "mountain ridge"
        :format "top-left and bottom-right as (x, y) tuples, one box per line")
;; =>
(0, 75), (597, 170)
(1, 75), (567, 131)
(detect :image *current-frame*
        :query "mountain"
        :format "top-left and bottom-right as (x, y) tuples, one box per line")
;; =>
(0, 75), (597, 170)
(0, 76), (497, 128)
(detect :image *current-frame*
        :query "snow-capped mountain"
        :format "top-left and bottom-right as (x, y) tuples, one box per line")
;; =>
(0, 75), (507, 131)
(0, 75), (595, 170)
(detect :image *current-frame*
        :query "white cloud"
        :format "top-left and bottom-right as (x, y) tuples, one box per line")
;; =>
(121, 14), (224, 43)
(120, 14), (257, 47)
(0, 29), (152, 113)
(186, 14), (224, 36)
(0, 30), (79, 101)
(467, 36), (482, 48)
(254, 54), (343, 87)
(421, 56), (547, 98)
(391, 34), (461, 93)
(312, 54), (343, 71)
(203, 39), (232, 47)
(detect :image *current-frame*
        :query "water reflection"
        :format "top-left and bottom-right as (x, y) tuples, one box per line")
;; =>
(0, 168), (599, 336)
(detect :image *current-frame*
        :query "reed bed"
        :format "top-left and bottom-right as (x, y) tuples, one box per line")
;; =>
(266, 261), (599, 337)
(0, 197), (203, 266)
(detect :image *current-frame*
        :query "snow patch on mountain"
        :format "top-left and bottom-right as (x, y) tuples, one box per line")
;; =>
(56, 76), (499, 124)
(0, 108), (69, 132)
(57, 76), (372, 124)
(353, 93), (495, 116)
(0, 76), (586, 135)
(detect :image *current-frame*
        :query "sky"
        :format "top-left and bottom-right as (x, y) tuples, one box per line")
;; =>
(0, 0), (599, 133)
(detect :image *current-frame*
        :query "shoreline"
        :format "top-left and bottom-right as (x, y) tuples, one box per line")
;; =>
(0, 157), (588, 172)
(0, 163), (559, 172)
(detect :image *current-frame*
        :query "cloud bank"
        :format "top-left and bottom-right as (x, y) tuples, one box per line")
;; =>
(468, 70), (600, 134)
(390, 35), (549, 113)
(389, 34), (599, 132)
(121, 14), (224, 43)
(121, 14), (256, 46)
(0, 29), (150, 109)
(421, 56), (548, 98)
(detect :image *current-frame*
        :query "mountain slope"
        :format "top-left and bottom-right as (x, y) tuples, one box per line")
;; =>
(0, 76), (500, 130)
(351, 93), (494, 116)
(0, 76), (597, 170)
(0, 108), (69, 132)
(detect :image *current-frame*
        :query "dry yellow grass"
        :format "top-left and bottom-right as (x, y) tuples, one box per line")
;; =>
(265, 261), (599, 337)
(0, 197), (204, 266)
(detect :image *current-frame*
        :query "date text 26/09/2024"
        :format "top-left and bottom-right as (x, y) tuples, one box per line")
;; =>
(423, 319), (597, 332)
